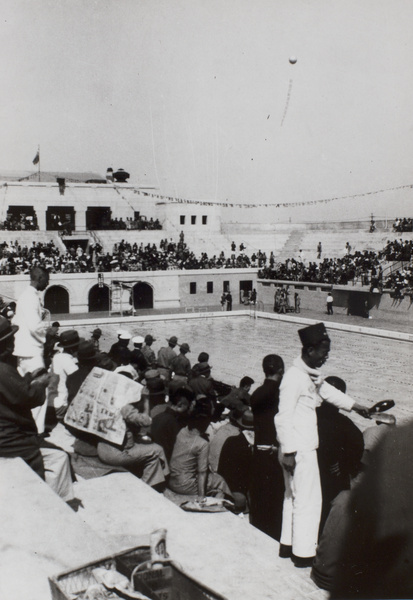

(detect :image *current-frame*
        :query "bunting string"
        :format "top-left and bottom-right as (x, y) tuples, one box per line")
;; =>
(129, 183), (413, 209)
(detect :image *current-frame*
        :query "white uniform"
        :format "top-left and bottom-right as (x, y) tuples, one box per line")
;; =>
(13, 285), (46, 371)
(13, 285), (48, 432)
(275, 356), (354, 558)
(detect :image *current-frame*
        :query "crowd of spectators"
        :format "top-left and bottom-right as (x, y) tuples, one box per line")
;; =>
(379, 238), (413, 261)
(383, 265), (413, 299)
(101, 237), (251, 271)
(2, 213), (38, 231)
(393, 217), (413, 232)
(0, 232), (412, 297)
(0, 240), (62, 275)
(259, 250), (382, 286)
(88, 215), (162, 231)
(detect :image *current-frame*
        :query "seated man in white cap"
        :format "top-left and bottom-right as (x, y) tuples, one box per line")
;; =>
(130, 335), (148, 379)
(109, 330), (132, 366)
(275, 322), (370, 568)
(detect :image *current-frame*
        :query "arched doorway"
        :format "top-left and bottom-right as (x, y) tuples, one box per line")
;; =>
(88, 284), (110, 312)
(44, 286), (69, 314)
(133, 282), (153, 309)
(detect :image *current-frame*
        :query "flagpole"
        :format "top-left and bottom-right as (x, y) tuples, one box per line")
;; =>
(37, 145), (40, 182)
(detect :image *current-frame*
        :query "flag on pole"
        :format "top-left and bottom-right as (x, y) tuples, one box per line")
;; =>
(33, 151), (40, 165)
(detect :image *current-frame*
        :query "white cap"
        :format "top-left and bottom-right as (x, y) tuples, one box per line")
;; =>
(132, 336), (145, 345)
(119, 331), (132, 340)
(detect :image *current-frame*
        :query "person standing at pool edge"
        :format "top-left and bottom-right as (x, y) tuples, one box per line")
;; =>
(275, 322), (369, 567)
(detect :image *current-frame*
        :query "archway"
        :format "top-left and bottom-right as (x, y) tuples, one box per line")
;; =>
(88, 284), (110, 312)
(133, 282), (153, 309)
(44, 285), (69, 314)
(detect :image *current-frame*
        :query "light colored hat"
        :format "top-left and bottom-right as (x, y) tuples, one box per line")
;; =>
(132, 336), (145, 345)
(119, 331), (132, 340)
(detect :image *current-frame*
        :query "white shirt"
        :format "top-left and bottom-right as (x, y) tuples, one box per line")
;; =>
(275, 356), (354, 454)
(13, 285), (47, 358)
(51, 352), (78, 408)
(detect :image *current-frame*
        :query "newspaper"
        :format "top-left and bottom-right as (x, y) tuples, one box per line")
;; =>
(64, 367), (143, 445)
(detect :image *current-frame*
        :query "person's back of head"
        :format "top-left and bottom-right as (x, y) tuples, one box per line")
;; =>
(30, 265), (49, 291)
(262, 354), (284, 378)
(188, 395), (214, 432)
(240, 376), (254, 390)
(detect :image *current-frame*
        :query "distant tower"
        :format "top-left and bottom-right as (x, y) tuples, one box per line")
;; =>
(106, 167), (114, 182)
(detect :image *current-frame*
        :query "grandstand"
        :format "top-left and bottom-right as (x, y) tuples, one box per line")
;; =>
(1, 175), (412, 322)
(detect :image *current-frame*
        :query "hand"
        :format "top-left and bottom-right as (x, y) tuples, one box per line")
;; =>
(281, 453), (296, 475)
(352, 402), (371, 419)
(31, 373), (52, 388)
(309, 373), (324, 390)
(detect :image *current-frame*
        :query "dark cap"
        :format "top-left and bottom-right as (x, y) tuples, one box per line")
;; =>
(167, 336), (178, 346)
(179, 342), (190, 353)
(298, 323), (330, 347)
(147, 378), (167, 395)
(232, 409), (254, 430)
(195, 362), (212, 375)
(144, 334), (156, 344)
(58, 330), (80, 349)
(77, 340), (98, 361)
(92, 328), (102, 337)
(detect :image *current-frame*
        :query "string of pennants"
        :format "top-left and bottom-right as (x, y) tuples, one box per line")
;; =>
(126, 183), (413, 209)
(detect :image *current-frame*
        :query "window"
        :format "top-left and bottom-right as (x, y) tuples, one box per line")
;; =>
(207, 281), (213, 294)
(180, 215), (185, 225)
(223, 281), (230, 293)
(190, 282), (197, 294)
(202, 215), (207, 225)
(191, 215), (196, 225)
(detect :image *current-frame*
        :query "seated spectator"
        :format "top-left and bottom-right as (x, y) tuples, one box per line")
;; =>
(220, 376), (254, 411)
(218, 409), (254, 510)
(188, 362), (215, 398)
(130, 336), (148, 377)
(168, 395), (231, 498)
(150, 387), (194, 462)
(114, 348), (139, 381)
(90, 328), (102, 351)
(148, 378), (168, 418)
(109, 330), (132, 365)
(141, 334), (156, 367)
(208, 406), (248, 475)
(169, 342), (191, 394)
(97, 403), (169, 492)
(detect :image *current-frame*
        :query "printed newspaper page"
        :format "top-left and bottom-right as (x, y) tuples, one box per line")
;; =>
(64, 367), (143, 445)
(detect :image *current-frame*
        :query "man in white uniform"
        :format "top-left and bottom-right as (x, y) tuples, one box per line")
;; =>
(13, 266), (50, 431)
(275, 322), (369, 567)
(13, 266), (49, 375)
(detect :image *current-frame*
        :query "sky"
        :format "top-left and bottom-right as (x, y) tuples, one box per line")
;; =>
(1, 0), (413, 222)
